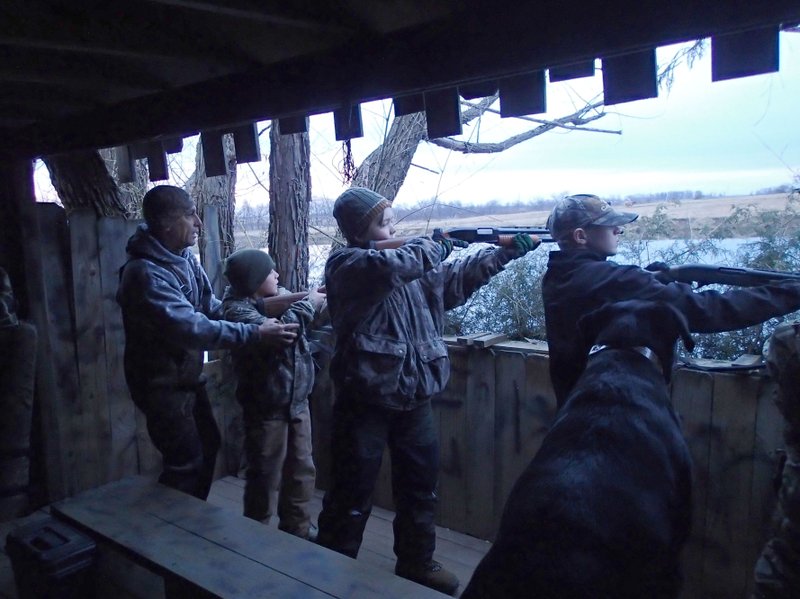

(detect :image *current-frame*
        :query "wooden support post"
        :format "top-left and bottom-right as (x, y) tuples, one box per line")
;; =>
(277, 115), (309, 135)
(2, 160), (69, 501)
(601, 49), (658, 106)
(201, 205), (224, 299)
(145, 141), (168, 182)
(458, 81), (498, 100)
(161, 137), (184, 154)
(393, 93), (424, 116)
(114, 146), (136, 184)
(499, 71), (546, 117)
(712, 26), (779, 81)
(200, 130), (227, 177)
(548, 60), (596, 82)
(231, 123), (261, 163)
(69, 210), (111, 491)
(423, 87), (462, 138)
(333, 104), (364, 141)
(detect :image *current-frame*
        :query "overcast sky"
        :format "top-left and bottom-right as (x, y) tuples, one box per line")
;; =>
(305, 31), (800, 208)
(32, 33), (798, 209)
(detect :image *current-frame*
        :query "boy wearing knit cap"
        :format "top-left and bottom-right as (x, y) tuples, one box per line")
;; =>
(316, 187), (537, 595)
(221, 248), (325, 540)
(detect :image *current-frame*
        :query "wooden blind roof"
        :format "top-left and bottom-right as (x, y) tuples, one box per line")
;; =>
(1, 0), (798, 159)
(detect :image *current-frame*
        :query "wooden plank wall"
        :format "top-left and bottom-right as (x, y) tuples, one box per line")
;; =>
(312, 341), (786, 599)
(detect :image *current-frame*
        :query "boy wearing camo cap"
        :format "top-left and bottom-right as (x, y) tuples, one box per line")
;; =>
(543, 193), (800, 408)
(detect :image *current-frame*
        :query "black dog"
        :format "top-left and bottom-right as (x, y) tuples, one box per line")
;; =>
(462, 300), (695, 599)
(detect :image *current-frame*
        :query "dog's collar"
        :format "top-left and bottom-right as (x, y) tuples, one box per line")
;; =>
(588, 344), (662, 373)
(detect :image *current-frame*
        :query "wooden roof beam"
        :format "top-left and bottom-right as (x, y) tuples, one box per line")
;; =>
(3, 0), (800, 158)
(0, 3), (257, 67)
(139, 0), (354, 32)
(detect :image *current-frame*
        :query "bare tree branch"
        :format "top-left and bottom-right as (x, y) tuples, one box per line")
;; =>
(428, 102), (615, 154)
(658, 39), (706, 91)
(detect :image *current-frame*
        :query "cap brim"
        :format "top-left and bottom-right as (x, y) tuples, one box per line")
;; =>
(592, 210), (638, 227)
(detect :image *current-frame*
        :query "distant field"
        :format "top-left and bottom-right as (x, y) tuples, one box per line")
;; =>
(303, 193), (796, 242)
(399, 193), (793, 229)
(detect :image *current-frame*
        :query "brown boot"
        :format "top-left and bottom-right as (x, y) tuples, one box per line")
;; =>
(395, 559), (459, 596)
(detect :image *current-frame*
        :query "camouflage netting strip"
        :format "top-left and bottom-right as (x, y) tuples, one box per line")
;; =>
(752, 321), (800, 599)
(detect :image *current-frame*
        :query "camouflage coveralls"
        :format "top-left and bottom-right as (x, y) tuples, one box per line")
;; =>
(752, 321), (800, 598)
(317, 237), (523, 566)
(222, 288), (318, 538)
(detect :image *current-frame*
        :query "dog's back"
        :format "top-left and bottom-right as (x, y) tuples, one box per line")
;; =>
(462, 301), (693, 599)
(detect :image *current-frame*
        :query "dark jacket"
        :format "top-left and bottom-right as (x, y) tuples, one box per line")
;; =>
(542, 249), (800, 406)
(116, 225), (260, 400)
(221, 289), (317, 420)
(325, 237), (518, 410)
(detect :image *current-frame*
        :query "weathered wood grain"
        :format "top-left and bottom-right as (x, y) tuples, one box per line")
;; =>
(671, 367), (714, 599)
(97, 216), (139, 481)
(52, 476), (446, 598)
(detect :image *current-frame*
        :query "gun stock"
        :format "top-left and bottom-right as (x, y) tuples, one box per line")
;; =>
(660, 264), (800, 287)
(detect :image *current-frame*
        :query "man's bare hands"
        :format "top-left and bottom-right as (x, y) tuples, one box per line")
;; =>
(258, 318), (299, 346)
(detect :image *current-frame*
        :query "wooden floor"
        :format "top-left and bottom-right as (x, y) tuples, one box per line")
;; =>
(208, 476), (491, 597)
(0, 476), (491, 598)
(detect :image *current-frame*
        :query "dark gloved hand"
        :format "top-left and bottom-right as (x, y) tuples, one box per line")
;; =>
(645, 261), (669, 273)
(645, 261), (674, 284)
(511, 233), (539, 256)
(434, 230), (468, 261)
(438, 238), (454, 261)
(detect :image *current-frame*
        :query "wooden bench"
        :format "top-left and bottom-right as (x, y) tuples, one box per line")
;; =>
(50, 476), (447, 598)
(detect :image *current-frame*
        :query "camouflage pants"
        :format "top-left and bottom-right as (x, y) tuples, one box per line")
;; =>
(135, 384), (221, 501)
(752, 322), (800, 598)
(242, 406), (316, 538)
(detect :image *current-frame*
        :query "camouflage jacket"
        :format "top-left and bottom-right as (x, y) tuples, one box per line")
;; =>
(543, 249), (800, 406)
(221, 288), (317, 420)
(116, 225), (260, 399)
(325, 237), (519, 410)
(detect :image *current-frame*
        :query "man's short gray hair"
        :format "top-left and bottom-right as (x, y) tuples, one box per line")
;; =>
(142, 185), (193, 231)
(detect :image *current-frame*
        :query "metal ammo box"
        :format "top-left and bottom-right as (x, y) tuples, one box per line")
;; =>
(5, 516), (96, 599)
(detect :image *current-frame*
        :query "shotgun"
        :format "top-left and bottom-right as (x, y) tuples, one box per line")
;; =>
(440, 226), (553, 246)
(371, 226), (552, 250)
(261, 286), (326, 318)
(652, 264), (800, 287)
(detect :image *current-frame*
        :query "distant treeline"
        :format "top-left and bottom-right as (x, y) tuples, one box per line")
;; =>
(234, 185), (796, 230)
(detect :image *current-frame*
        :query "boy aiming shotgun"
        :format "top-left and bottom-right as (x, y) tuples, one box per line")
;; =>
(315, 187), (537, 595)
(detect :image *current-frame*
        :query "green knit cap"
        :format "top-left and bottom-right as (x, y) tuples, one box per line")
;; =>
(333, 187), (391, 242)
(224, 249), (276, 296)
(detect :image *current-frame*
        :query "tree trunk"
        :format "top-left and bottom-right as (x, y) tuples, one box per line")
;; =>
(42, 150), (129, 217)
(189, 134), (237, 264)
(98, 148), (149, 219)
(268, 121), (311, 291)
(352, 113), (427, 201)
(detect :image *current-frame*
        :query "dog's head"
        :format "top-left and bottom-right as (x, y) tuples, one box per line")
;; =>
(578, 300), (695, 381)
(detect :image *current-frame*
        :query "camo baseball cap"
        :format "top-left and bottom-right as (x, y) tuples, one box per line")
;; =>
(546, 194), (638, 240)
